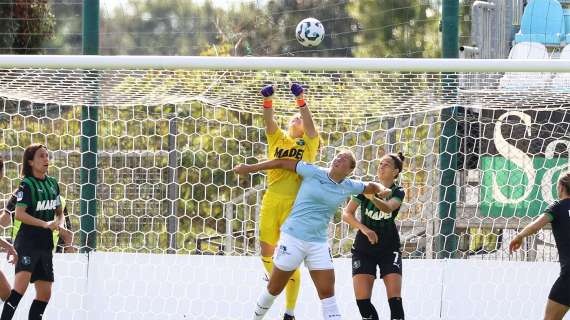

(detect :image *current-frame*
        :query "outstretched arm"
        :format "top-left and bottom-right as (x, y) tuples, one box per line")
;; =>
(362, 182), (391, 197)
(509, 214), (551, 253)
(291, 83), (318, 139)
(233, 159), (298, 175)
(260, 85), (278, 135)
(364, 194), (402, 213)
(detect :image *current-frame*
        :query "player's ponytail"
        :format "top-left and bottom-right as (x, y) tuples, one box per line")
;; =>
(21, 143), (46, 177)
(559, 172), (570, 196)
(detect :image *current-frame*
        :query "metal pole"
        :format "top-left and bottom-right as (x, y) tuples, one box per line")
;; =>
(437, 0), (460, 259)
(166, 113), (179, 253)
(80, 0), (99, 252)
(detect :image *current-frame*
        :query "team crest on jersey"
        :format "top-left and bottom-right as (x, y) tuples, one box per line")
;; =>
(296, 139), (305, 146)
(16, 191), (23, 201)
(21, 256), (31, 266)
(352, 260), (361, 270)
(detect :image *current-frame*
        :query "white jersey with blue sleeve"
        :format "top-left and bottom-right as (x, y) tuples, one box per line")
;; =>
(281, 161), (366, 243)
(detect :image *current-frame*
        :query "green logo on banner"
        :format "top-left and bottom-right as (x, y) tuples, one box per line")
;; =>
(481, 156), (568, 217)
(480, 110), (570, 217)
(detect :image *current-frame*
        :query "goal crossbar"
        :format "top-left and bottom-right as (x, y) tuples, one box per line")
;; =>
(1, 55), (570, 72)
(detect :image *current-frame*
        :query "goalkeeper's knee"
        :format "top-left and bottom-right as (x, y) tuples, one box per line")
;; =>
(356, 299), (378, 320)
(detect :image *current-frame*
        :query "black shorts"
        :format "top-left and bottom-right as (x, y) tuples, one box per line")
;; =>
(549, 274), (570, 307)
(15, 247), (54, 283)
(351, 249), (402, 279)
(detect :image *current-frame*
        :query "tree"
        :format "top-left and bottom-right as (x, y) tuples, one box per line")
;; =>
(101, 0), (238, 55)
(265, 0), (358, 57)
(347, 0), (441, 58)
(99, 0), (358, 57)
(0, 0), (55, 54)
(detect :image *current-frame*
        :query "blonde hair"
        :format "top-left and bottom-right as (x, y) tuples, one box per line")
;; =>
(559, 172), (570, 195)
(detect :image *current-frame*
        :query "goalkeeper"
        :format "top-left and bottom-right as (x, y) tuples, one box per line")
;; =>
(257, 83), (320, 320)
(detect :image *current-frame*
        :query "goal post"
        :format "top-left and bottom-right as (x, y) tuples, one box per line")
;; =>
(0, 55), (568, 319)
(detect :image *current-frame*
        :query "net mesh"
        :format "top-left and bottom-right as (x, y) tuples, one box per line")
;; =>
(1, 65), (568, 263)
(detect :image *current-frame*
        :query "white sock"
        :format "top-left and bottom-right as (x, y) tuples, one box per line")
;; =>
(321, 295), (342, 319)
(253, 288), (277, 320)
(285, 309), (295, 317)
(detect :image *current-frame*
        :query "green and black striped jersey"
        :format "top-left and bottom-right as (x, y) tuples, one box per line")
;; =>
(352, 183), (405, 253)
(15, 175), (61, 251)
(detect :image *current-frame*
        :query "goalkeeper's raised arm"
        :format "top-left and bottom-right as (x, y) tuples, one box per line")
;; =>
(290, 83), (318, 139)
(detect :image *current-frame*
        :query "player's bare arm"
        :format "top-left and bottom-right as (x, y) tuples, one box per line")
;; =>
(342, 200), (378, 245)
(233, 159), (298, 176)
(364, 194), (402, 213)
(15, 205), (55, 230)
(55, 206), (65, 229)
(509, 213), (551, 253)
(362, 182), (391, 197)
(0, 211), (10, 228)
(0, 238), (17, 264)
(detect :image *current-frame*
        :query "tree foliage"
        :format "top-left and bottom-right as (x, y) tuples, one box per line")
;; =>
(347, 0), (441, 58)
(0, 0), (55, 54)
(97, 0), (441, 58)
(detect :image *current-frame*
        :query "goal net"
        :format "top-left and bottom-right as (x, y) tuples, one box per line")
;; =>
(0, 56), (568, 319)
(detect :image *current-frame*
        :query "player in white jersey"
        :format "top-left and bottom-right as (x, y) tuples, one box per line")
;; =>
(234, 150), (390, 320)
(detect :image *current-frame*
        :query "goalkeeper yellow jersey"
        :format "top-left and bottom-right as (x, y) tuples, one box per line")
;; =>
(265, 128), (320, 198)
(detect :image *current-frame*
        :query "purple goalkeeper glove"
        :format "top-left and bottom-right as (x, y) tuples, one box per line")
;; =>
(260, 85), (274, 97)
(291, 83), (306, 107)
(290, 83), (304, 97)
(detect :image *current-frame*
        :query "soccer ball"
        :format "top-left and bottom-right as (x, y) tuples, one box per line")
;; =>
(295, 18), (325, 47)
